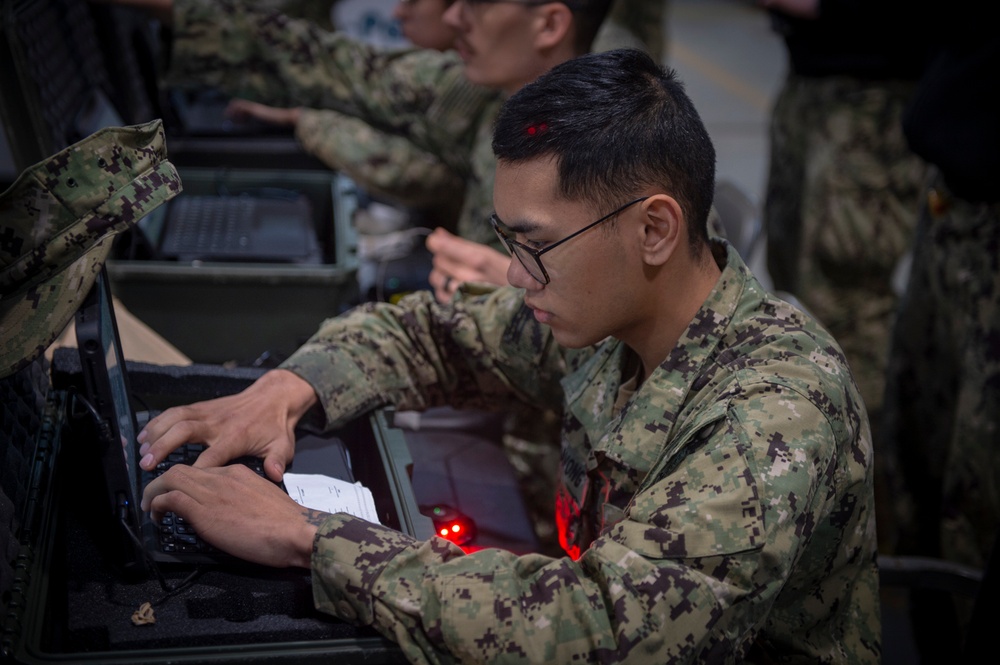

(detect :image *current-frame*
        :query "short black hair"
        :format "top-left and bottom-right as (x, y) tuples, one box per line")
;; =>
(492, 48), (717, 248)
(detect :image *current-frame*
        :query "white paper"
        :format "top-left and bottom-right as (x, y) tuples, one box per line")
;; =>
(283, 473), (382, 525)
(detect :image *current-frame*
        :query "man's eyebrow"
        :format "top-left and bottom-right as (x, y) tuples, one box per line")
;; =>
(494, 213), (541, 235)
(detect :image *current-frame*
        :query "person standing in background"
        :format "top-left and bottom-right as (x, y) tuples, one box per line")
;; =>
(881, 10), (1000, 659)
(757, 0), (932, 551)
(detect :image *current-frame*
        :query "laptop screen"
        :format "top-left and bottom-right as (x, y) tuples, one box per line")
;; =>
(75, 266), (147, 573)
(97, 272), (144, 508)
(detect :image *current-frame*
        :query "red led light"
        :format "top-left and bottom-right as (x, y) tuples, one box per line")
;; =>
(422, 504), (478, 547)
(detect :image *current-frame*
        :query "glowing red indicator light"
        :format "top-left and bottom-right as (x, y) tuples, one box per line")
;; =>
(422, 504), (477, 546)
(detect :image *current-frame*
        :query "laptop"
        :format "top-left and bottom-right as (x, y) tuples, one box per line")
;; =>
(74, 266), (352, 573)
(153, 189), (323, 264)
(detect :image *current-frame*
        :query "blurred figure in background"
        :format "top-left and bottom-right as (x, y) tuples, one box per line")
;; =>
(758, 0), (932, 551)
(392, 0), (457, 51)
(227, 0), (471, 231)
(881, 11), (1000, 659)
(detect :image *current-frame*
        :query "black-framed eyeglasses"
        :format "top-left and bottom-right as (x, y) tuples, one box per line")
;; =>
(490, 196), (649, 285)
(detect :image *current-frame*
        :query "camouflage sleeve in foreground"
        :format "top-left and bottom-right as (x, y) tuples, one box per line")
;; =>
(277, 285), (573, 432)
(310, 386), (879, 663)
(168, 0), (496, 176)
(295, 108), (467, 210)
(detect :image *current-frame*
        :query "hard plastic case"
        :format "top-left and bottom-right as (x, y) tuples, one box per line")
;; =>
(1, 354), (432, 665)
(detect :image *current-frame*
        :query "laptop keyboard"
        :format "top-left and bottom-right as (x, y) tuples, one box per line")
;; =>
(159, 196), (258, 258)
(149, 444), (269, 555)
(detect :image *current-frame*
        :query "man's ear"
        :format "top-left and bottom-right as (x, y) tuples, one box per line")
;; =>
(637, 194), (684, 266)
(533, 3), (573, 51)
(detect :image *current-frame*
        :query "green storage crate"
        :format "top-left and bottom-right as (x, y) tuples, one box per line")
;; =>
(107, 168), (360, 365)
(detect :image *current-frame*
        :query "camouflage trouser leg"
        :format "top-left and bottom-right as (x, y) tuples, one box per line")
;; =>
(880, 169), (1000, 655)
(764, 74), (924, 427)
(882, 170), (1000, 569)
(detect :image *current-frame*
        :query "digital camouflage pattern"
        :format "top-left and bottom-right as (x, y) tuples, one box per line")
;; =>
(764, 74), (925, 432)
(296, 108), (468, 228)
(168, 0), (504, 246)
(0, 120), (182, 379)
(881, 169), (1000, 573)
(281, 241), (881, 663)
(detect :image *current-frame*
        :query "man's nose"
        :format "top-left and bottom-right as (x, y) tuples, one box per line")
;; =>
(506, 256), (541, 290)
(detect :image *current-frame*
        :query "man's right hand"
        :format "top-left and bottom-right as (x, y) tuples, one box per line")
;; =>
(136, 369), (318, 482)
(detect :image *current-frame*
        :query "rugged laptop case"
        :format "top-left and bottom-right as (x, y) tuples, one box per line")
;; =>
(1, 353), (431, 664)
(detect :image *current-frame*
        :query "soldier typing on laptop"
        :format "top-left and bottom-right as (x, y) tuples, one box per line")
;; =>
(138, 50), (881, 664)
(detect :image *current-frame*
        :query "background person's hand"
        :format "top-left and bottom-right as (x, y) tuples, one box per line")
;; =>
(141, 463), (323, 568)
(136, 369), (318, 482)
(225, 99), (302, 127)
(426, 227), (510, 302)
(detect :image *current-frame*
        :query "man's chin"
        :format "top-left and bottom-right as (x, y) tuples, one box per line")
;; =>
(549, 326), (596, 350)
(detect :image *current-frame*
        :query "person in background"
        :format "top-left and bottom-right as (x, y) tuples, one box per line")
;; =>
(757, 0), (932, 551)
(139, 49), (881, 663)
(392, 0), (459, 51)
(226, 0), (671, 291)
(225, 0), (474, 231)
(880, 11), (1000, 659)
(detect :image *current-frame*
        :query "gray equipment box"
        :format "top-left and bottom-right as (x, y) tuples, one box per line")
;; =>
(107, 168), (361, 365)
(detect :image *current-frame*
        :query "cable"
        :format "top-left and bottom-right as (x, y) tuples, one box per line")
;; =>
(119, 516), (204, 602)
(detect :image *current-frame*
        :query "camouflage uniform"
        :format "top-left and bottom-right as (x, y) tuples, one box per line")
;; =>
(279, 241), (881, 663)
(295, 108), (468, 228)
(764, 75), (924, 434)
(0, 120), (181, 379)
(168, 0), (503, 248)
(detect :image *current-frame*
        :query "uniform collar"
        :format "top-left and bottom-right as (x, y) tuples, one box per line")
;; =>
(561, 240), (758, 460)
